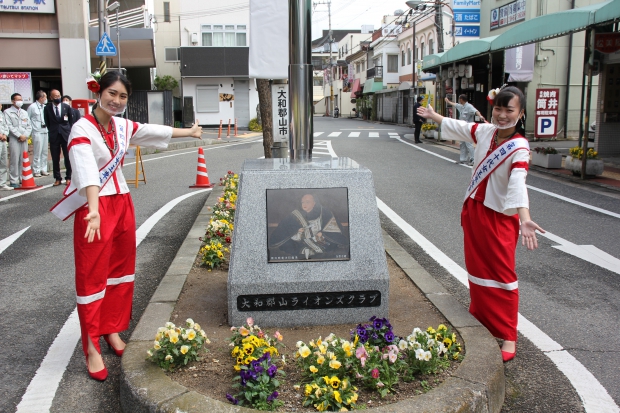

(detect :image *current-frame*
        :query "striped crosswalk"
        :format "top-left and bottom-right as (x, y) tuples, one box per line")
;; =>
(313, 131), (407, 139)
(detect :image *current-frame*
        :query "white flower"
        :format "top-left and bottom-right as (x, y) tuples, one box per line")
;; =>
(415, 349), (425, 360)
(488, 88), (500, 101)
(438, 342), (447, 355)
(398, 339), (408, 351)
(158, 327), (167, 333)
(423, 351), (432, 361)
(165, 322), (175, 329)
(147, 350), (153, 357)
(427, 339), (436, 348)
(165, 354), (173, 361)
(186, 318), (195, 328)
(296, 340), (304, 348)
(325, 333), (335, 342)
(412, 342), (422, 350)
(412, 328), (422, 335)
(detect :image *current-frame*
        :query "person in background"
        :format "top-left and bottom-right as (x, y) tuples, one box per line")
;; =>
(62, 95), (82, 122)
(418, 86), (544, 363)
(0, 106), (12, 190)
(28, 90), (50, 177)
(412, 96), (425, 144)
(44, 89), (75, 187)
(4, 93), (32, 188)
(445, 94), (484, 165)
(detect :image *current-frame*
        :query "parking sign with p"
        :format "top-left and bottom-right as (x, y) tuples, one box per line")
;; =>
(534, 88), (559, 139)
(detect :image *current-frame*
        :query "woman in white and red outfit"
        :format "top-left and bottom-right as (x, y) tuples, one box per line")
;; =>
(61, 71), (202, 380)
(417, 86), (545, 362)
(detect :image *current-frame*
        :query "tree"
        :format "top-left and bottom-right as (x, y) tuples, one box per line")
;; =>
(257, 79), (273, 158)
(154, 75), (179, 91)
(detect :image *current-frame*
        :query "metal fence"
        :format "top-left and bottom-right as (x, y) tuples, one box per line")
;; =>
(127, 90), (173, 126)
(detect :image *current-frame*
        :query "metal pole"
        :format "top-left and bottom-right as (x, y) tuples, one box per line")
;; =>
(487, 52), (493, 120)
(116, 9), (121, 71)
(98, 0), (107, 75)
(578, 28), (589, 147)
(288, 0), (313, 162)
(435, 1), (444, 53)
(328, 0), (334, 117)
(581, 28), (595, 179)
(452, 61), (457, 119)
(413, 20), (417, 101)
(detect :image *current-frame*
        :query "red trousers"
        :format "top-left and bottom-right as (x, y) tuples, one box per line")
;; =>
(74, 194), (136, 356)
(461, 197), (520, 341)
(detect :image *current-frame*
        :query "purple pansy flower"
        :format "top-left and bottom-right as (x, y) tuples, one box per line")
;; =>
(226, 394), (239, 405)
(267, 391), (279, 401)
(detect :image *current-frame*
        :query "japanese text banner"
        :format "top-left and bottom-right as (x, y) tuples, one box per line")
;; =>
(249, 0), (289, 79)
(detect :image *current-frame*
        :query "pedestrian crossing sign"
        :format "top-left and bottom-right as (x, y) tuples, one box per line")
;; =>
(96, 33), (117, 56)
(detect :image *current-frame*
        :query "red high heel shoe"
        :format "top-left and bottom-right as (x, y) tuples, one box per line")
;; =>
(86, 355), (108, 381)
(501, 345), (516, 362)
(103, 335), (125, 357)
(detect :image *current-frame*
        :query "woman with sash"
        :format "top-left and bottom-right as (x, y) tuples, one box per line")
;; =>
(417, 86), (545, 362)
(55, 71), (202, 380)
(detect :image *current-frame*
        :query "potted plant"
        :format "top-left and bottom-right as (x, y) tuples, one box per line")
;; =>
(531, 147), (563, 169)
(421, 123), (437, 138)
(565, 147), (604, 176)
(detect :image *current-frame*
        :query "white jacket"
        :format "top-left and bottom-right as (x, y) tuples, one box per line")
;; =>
(67, 115), (172, 198)
(0, 109), (9, 137)
(441, 118), (530, 216)
(4, 106), (32, 139)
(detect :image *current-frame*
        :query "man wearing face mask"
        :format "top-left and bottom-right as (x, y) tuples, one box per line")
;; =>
(0, 105), (11, 190)
(62, 95), (82, 123)
(44, 89), (75, 186)
(4, 93), (32, 188)
(28, 90), (50, 177)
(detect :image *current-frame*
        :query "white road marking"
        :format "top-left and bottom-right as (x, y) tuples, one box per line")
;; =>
(327, 132), (342, 137)
(339, 128), (395, 130)
(540, 231), (620, 275)
(0, 184), (53, 202)
(0, 227), (29, 255)
(388, 132), (399, 135)
(369, 132), (380, 138)
(313, 132), (324, 137)
(376, 198), (619, 413)
(16, 190), (212, 412)
(348, 132), (360, 137)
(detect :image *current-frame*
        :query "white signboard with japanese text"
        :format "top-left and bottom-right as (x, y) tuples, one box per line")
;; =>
(491, 0), (526, 31)
(272, 84), (289, 142)
(0, 0), (55, 13)
(0, 72), (33, 104)
(535, 88), (559, 138)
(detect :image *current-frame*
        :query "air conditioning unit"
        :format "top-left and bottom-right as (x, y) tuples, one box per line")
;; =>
(191, 33), (198, 45)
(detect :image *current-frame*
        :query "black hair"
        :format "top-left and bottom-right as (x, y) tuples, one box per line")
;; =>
(416, 96), (424, 102)
(35, 90), (46, 100)
(458, 94), (468, 102)
(98, 70), (132, 96)
(494, 86), (525, 111)
(11, 93), (21, 101)
(62, 95), (72, 102)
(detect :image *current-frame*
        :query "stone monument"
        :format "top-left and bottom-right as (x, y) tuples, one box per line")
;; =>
(227, 158), (389, 327)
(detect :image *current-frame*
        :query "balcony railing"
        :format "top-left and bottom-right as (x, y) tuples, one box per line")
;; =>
(367, 66), (383, 79)
(89, 6), (150, 28)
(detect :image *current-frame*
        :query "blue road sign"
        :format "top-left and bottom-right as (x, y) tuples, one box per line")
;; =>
(96, 32), (117, 56)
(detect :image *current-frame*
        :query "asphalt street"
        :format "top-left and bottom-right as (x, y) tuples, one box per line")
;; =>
(2, 117), (619, 412)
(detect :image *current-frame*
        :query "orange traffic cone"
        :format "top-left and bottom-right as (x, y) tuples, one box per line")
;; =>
(15, 151), (42, 190)
(189, 147), (214, 188)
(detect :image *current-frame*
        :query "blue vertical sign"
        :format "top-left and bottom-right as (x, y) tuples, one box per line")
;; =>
(452, 0), (480, 39)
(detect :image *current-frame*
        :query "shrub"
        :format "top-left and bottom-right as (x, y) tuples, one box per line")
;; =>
(533, 147), (558, 155)
(249, 117), (262, 132)
(569, 146), (598, 160)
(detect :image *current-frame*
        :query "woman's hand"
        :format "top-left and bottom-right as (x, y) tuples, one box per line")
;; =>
(84, 210), (101, 243)
(417, 104), (436, 120)
(189, 120), (203, 139)
(520, 220), (545, 250)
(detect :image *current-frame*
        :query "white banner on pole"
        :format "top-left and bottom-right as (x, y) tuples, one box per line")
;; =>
(272, 84), (289, 142)
(249, 0), (289, 79)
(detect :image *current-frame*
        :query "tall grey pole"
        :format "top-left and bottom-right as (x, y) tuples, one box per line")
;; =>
(413, 20), (417, 101)
(116, 9), (121, 71)
(288, 0), (313, 162)
(98, 0), (107, 75)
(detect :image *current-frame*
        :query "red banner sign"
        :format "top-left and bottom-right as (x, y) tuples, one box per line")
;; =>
(595, 33), (620, 54)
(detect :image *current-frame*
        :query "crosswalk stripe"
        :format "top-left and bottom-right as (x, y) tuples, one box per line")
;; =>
(388, 132), (399, 135)
(369, 132), (379, 137)
(327, 132), (341, 137)
(313, 132), (324, 137)
(347, 132), (360, 137)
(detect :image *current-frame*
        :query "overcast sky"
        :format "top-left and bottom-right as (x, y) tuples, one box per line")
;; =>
(311, 0), (413, 39)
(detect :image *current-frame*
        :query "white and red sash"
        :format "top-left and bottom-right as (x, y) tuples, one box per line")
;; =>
(51, 118), (129, 221)
(464, 137), (529, 202)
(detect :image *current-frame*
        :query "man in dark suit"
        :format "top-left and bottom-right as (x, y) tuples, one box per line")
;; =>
(44, 89), (75, 186)
(62, 95), (82, 123)
(412, 96), (425, 144)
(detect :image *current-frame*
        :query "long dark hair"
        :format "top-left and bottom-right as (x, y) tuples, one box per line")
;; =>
(98, 71), (132, 96)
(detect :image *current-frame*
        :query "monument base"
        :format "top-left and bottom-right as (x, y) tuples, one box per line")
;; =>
(227, 157), (389, 327)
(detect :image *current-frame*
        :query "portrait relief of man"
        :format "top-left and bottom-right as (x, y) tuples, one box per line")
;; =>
(267, 189), (350, 262)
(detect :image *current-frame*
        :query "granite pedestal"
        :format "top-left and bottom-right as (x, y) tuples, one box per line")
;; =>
(227, 157), (389, 327)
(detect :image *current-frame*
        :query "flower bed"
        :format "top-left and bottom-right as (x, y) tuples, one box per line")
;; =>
(531, 147), (562, 169)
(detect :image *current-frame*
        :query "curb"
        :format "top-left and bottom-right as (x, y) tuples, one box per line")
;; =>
(120, 191), (505, 413)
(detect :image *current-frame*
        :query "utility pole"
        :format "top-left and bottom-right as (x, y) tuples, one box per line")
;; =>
(314, 0), (333, 117)
(98, 0), (108, 75)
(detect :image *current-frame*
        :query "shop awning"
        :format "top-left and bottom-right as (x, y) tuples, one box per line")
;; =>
(363, 79), (383, 94)
(350, 79), (362, 97)
(440, 36), (498, 65)
(422, 52), (444, 71)
(398, 81), (411, 91)
(491, 0), (618, 51)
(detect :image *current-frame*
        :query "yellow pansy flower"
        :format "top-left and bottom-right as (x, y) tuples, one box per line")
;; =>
(298, 345), (311, 358)
(180, 345), (189, 354)
(317, 355), (325, 365)
(329, 359), (341, 369)
(305, 384), (313, 396)
(187, 329), (196, 340)
(309, 365), (318, 373)
(334, 390), (342, 403)
(330, 376), (340, 389)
